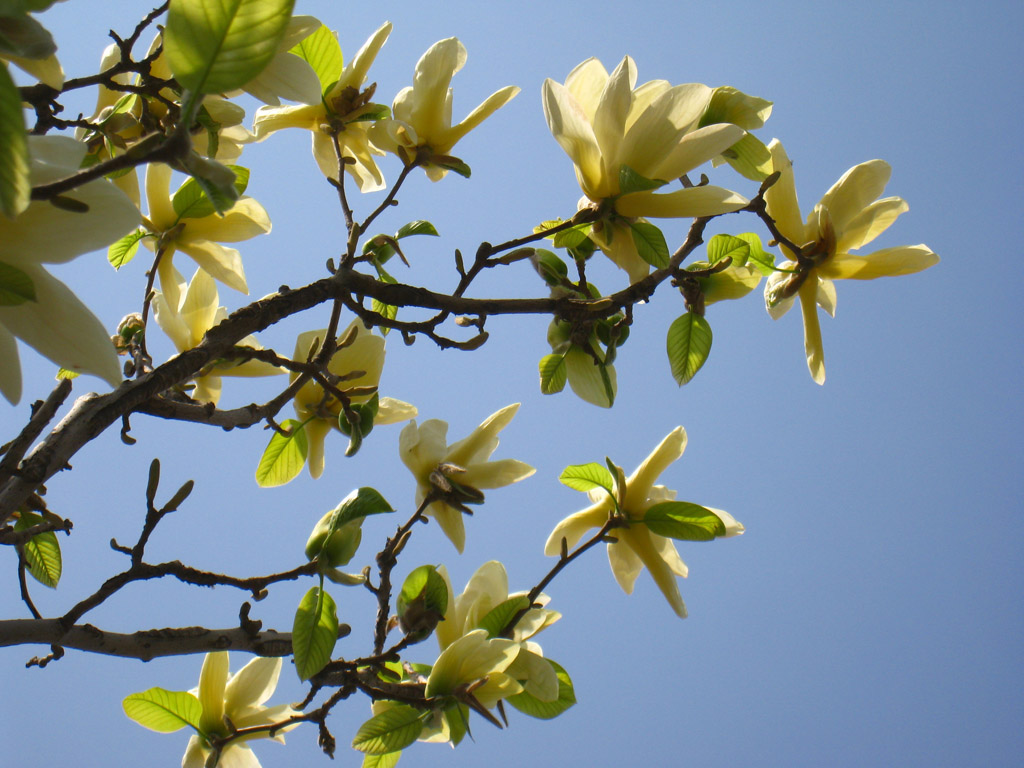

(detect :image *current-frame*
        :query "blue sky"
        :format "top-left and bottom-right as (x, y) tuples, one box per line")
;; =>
(2, 1), (1021, 766)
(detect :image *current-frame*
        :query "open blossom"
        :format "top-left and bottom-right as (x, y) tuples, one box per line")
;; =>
(763, 140), (939, 383)
(544, 427), (743, 618)
(438, 561), (561, 702)
(252, 22), (392, 191)
(152, 267), (283, 405)
(0, 136), (139, 404)
(369, 37), (519, 180)
(182, 652), (298, 768)
(425, 629), (524, 708)
(292, 320), (416, 478)
(399, 404), (535, 552)
(142, 163), (271, 312)
(543, 56), (748, 283)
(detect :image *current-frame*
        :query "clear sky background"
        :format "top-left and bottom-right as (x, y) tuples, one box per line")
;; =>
(2, 1), (1021, 766)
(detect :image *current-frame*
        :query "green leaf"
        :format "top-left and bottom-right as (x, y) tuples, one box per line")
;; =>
(706, 234), (751, 267)
(55, 368), (79, 380)
(362, 751), (402, 768)
(666, 312), (713, 386)
(352, 704), (425, 755)
(0, 11), (55, 59)
(643, 501), (726, 541)
(719, 132), (773, 181)
(164, 0), (297, 95)
(559, 462), (615, 495)
(506, 659), (576, 719)
(255, 419), (308, 487)
(0, 259), (35, 305)
(397, 564), (448, 641)
(628, 220), (669, 269)
(532, 248), (568, 286)
(395, 220), (439, 239)
(289, 24), (341, 95)
(538, 353), (567, 395)
(477, 595), (530, 638)
(0, 62), (29, 218)
(293, 586), (339, 681)
(122, 688), (202, 733)
(443, 703), (470, 746)
(107, 229), (148, 270)
(734, 231), (776, 275)
(551, 223), (591, 250)
(565, 345), (616, 408)
(325, 486), (394, 531)
(14, 511), (60, 587)
(618, 164), (667, 195)
(172, 165), (249, 220)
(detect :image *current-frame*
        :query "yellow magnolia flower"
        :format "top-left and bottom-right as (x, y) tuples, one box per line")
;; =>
(152, 267), (283, 405)
(763, 140), (940, 383)
(369, 37), (519, 180)
(437, 561), (561, 702)
(142, 163), (271, 312)
(0, 136), (139, 404)
(252, 23), (392, 191)
(183, 652), (299, 768)
(399, 404), (535, 553)
(292, 320), (416, 478)
(542, 56), (748, 282)
(424, 629), (523, 708)
(544, 427), (743, 618)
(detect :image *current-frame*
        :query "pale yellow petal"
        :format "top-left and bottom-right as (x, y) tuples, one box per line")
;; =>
(446, 403), (519, 465)
(836, 196), (908, 251)
(592, 56), (635, 173)
(197, 652), (229, 734)
(764, 140), (806, 251)
(337, 21), (392, 91)
(607, 534), (644, 593)
(619, 526), (687, 617)
(374, 397), (418, 425)
(178, 241), (248, 295)
(543, 500), (611, 555)
(440, 85), (520, 151)
(563, 57), (608, 120)
(650, 121), (744, 180)
(409, 37), (466, 140)
(616, 185), (748, 219)
(427, 500), (467, 553)
(542, 79), (603, 198)
(461, 458), (535, 489)
(305, 418), (331, 479)
(822, 244), (939, 280)
(816, 276), (837, 317)
(621, 83), (715, 177)
(798, 279), (826, 384)
(624, 426), (686, 511)
(225, 656), (282, 711)
(251, 102), (323, 140)
(819, 159), (891, 236)
(399, 418), (448, 477)
(181, 199), (271, 243)
(145, 162), (177, 231)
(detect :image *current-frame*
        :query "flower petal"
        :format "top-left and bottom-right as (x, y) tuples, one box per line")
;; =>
(197, 652), (229, 734)
(427, 500), (467, 553)
(607, 535), (644, 593)
(616, 184), (748, 219)
(836, 196), (908, 251)
(461, 458), (535, 489)
(542, 79), (603, 199)
(821, 244), (939, 280)
(798, 279), (826, 384)
(623, 426), (686, 512)
(374, 397), (418, 425)
(225, 656), (282, 712)
(764, 140), (806, 251)
(181, 199), (271, 244)
(178, 240), (248, 295)
(441, 84), (520, 152)
(650, 121), (743, 180)
(446, 403), (520, 466)
(819, 159), (891, 236)
(543, 500), (610, 555)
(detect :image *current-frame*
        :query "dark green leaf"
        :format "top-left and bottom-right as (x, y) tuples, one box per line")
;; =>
(643, 501), (726, 541)
(107, 229), (148, 270)
(629, 220), (669, 268)
(532, 248), (568, 286)
(352, 704), (425, 755)
(397, 564), (448, 641)
(666, 312), (713, 385)
(559, 463), (615, 495)
(432, 156), (471, 178)
(293, 586), (339, 680)
(0, 259), (35, 305)
(0, 12), (55, 60)
(122, 688), (203, 733)
(255, 419), (308, 487)
(506, 659), (576, 719)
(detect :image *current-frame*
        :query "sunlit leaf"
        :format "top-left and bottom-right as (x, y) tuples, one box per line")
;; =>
(618, 164), (667, 195)
(706, 234), (750, 267)
(172, 166), (249, 220)
(15, 511), (60, 587)
(0, 62), (29, 218)
(666, 312), (712, 385)
(164, 0), (297, 95)
(352, 704), (424, 755)
(538, 353), (567, 394)
(122, 688), (202, 733)
(289, 24), (341, 95)
(107, 229), (148, 270)
(643, 500), (726, 541)
(395, 220), (439, 239)
(292, 586), (338, 681)
(477, 595), (530, 638)
(255, 419), (308, 487)
(629, 220), (669, 268)
(506, 659), (576, 719)
(559, 462), (615, 495)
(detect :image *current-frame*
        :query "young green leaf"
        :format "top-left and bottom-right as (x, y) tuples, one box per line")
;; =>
(618, 164), (667, 195)
(706, 234), (751, 267)
(122, 688), (203, 733)
(477, 595), (530, 638)
(255, 419), (308, 487)
(292, 586), (339, 681)
(734, 231), (776, 275)
(172, 166), (249, 220)
(289, 24), (342, 95)
(565, 346), (616, 408)
(642, 501), (726, 541)
(397, 564), (449, 641)
(0, 260), (35, 305)
(719, 132), (773, 181)
(0, 62), (29, 219)
(361, 751), (402, 768)
(15, 511), (60, 588)
(352, 704), (425, 755)
(532, 248), (568, 286)
(164, 0), (297, 95)
(506, 659), (576, 719)
(395, 220), (439, 239)
(538, 353), (567, 395)
(431, 156), (471, 178)
(559, 462), (615, 495)
(629, 220), (670, 268)
(551, 223), (592, 250)
(107, 229), (148, 270)
(666, 312), (713, 386)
